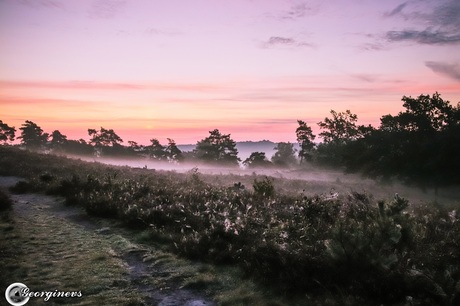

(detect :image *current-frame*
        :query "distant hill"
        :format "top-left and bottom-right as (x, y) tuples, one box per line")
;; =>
(178, 140), (299, 161)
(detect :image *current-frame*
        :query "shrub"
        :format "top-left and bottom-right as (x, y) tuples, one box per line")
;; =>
(0, 189), (13, 211)
(253, 177), (275, 198)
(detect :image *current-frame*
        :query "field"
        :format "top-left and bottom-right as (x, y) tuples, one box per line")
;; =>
(1, 146), (459, 305)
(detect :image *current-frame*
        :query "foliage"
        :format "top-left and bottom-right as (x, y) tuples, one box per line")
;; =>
(2, 146), (458, 305)
(318, 110), (361, 144)
(243, 152), (272, 168)
(296, 120), (315, 163)
(145, 138), (167, 160)
(0, 189), (13, 211)
(194, 129), (240, 166)
(252, 177), (275, 198)
(88, 127), (123, 147)
(49, 130), (68, 150)
(18, 120), (48, 149)
(340, 93), (460, 188)
(0, 120), (16, 144)
(271, 142), (297, 167)
(165, 138), (183, 162)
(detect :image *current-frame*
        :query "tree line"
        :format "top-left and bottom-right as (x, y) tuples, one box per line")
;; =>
(1, 92), (459, 187)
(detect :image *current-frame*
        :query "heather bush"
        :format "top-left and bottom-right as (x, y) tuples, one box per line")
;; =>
(0, 189), (12, 211)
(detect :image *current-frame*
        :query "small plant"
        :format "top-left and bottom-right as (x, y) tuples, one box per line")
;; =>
(0, 189), (13, 211)
(9, 180), (33, 194)
(252, 177), (275, 198)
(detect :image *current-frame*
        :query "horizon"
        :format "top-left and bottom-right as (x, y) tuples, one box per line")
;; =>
(1, 0), (459, 145)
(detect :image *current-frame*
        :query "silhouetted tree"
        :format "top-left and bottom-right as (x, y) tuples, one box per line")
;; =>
(316, 110), (372, 166)
(63, 139), (93, 155)
(0, 120), (16, 144)
(194, 129), (240, 165)
(50, 130), (67, 150)
(271, 142), (297, 167)
(339, 93), (460, 189)
(165, 138), (183, 162)
(243, 152), (272, 168)
(318, 110), (361, 144)
(18, 120), (48, 149)
(88, 127), (123, 147)
(296, 120), (316, 163)
(127, 140), (144, 155)
(88, 127), (123, 156)
(146, 138), (167, 160)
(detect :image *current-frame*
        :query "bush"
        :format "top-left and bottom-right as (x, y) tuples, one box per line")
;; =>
(253, 177), (275, 198)
(0, 189), (13, 211)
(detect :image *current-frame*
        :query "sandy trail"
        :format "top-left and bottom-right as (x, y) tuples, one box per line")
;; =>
(0, 176), (214, 306)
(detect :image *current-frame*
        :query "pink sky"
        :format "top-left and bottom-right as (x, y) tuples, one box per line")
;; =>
(1, 0), (459, 144)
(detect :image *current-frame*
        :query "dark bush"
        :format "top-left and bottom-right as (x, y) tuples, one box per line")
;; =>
(0, 189), (13, 211)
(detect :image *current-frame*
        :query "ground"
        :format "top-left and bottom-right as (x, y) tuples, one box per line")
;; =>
(0, 176), (217, 306)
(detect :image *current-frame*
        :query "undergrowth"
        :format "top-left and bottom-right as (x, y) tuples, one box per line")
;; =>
(1, 146), (459, 305)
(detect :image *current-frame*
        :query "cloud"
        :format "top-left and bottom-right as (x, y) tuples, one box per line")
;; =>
(88, 0), (127, 19)
(359, 42), (386, 51)
(349, 74), (378, 83)
(384, 0), (460, 46)
(0, 80), (230, 92)
(17, 0), (63, 9)
(384, 2), (407, 18)
(386, 29), (460, 45)
(262, 36), (314, 49)
(281, 3), (313, 20)
(0, 80), (143, 90)
(430, 0), (460, 31)
(267, 36), (295, 45)
(425, 61), (460, 81)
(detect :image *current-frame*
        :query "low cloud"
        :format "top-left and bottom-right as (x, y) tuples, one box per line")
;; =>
(386, 29), (460, 45)
(350, 74), (378, 83)
(281, 3), (313, 20)
(17, 0), (63, 9)
(262, 36), (314, 49)
(88, 0), (127, 19)
(268, 36), (295, 45)
(425, 61), (460, 81)
(384, 2), (407, 18)
(384, 0), (460, 46)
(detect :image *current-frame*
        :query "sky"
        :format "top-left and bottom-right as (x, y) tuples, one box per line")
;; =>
(1, 0), (459, 145)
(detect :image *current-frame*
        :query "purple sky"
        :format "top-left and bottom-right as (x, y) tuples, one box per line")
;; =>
(1, 0), (459, 144)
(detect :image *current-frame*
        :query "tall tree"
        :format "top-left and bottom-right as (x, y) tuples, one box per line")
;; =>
(88, 127), (123, 156)
(146, 138), (167, 160)
(88, 127), (123, 147)
(18, 120), (48, 149)
(0, 120), (16, 144)
(50, 130), (68, 150)
(317, 110), (360, 144)
(127, 141), (144, 155)
(243, 151), (272, 168)
(194, 129), (240, 165)
(165, 138), (183, 162)
(271, 142), (297, 167)
(296, 120), (316, 163)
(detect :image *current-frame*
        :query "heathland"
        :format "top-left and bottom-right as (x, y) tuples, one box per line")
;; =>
(1, 146), (459, 305)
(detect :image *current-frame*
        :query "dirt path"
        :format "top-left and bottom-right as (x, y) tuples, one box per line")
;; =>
(0, 176), (214, 306)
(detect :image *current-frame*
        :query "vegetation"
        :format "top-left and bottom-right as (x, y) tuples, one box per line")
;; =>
(271, 142), (297, 167)
(296, 120), (315, 163)
(2, 92), (457, 191)
(243, 152), (272, 168)
(194, 129), (240, 166)
(0, 120), (15, 144)
(1, 146), (459, 305)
